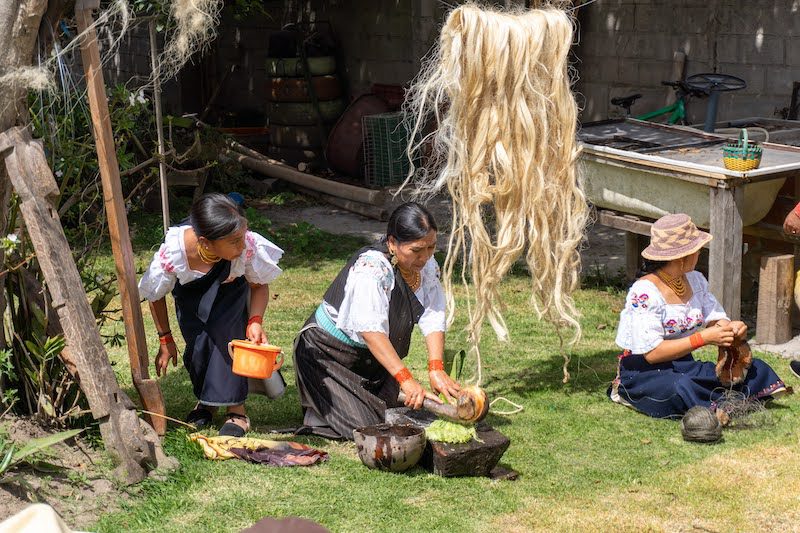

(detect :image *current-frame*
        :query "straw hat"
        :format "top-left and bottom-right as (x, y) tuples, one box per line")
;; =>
(641, 213), (712, 261)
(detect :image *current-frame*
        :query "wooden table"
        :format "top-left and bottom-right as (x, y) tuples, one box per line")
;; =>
(580, 119), (800, 319)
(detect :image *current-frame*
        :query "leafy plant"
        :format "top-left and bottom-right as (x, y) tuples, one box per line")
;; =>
(0, 428), (84, 482)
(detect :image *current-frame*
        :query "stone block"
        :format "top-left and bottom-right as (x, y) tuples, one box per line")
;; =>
(384, 407), (510, 478)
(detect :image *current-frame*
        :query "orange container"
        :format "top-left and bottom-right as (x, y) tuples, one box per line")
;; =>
(228, 340), (284, 379)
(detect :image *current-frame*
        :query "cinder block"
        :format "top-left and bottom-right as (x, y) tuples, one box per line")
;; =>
(716, 62), (767, 94)
(637, 60), (674, 86)
(765, 67), (800, 97)
(718, 34), (784, 65)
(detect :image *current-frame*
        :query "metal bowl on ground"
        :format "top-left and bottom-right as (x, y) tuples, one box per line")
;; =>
(353, 423), (426, 472)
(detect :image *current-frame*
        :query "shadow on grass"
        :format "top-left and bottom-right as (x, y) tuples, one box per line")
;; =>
(481, 349), (620, 397)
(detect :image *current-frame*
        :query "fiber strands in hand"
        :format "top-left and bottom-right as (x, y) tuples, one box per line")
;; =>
(404, 4), (588, 374)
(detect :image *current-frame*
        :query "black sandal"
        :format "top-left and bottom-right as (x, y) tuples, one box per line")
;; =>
(219, 413), (250, 437)
(186, 406), (215, 428)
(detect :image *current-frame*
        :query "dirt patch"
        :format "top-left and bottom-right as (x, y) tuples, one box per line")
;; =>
(0, 416), (129, 530)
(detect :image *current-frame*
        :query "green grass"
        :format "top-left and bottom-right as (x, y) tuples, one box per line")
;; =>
(90, 216), (800, 532)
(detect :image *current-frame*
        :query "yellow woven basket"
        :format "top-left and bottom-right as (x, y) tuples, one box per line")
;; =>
(722, 129), (762, 171)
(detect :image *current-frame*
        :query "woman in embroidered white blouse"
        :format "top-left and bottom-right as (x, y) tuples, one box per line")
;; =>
(292, 202), (460, 439)
(138, 194), (283, 436)
(610, 213), (786, 422)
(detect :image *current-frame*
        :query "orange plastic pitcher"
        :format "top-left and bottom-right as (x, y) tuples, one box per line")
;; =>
(228, 340), (284, 379)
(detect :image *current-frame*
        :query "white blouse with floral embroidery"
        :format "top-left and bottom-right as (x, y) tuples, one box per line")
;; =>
(323, 249), (447, 345)
(615, 271), (728, 354)
(137, 225), (283, 301)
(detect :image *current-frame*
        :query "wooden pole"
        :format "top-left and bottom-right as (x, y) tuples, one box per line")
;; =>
(290, 185), (388, 221)
(225, 149), (386, 205)
(75, 1), (166, 434)
(148, 20), (170, 234)
(708, 186), (744, 320)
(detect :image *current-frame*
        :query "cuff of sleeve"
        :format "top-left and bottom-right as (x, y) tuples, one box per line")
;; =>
(704, 312), (729, 326)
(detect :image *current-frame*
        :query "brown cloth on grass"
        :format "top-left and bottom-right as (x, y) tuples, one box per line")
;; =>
(190, 434), (328, 466)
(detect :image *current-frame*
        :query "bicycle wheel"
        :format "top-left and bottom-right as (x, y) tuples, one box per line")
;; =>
(685, 73), (746, 93)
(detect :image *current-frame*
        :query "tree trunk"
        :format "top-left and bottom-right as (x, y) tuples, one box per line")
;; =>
(0, 0), (48, 360)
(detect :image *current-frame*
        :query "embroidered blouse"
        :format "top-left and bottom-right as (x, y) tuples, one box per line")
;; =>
(324, 250), (447, 344)
(138, 226), (283, 302)
(615, 271), (729, 354)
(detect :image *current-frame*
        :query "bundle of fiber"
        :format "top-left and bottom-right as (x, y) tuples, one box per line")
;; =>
(403, 3), (588, 382)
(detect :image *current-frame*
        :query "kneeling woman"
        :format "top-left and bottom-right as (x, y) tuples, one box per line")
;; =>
(293, 202), (460, 438)
(610, 213), (787, 420)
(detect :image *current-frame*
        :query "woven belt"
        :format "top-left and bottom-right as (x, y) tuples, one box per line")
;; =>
(314, 304), (367, 349)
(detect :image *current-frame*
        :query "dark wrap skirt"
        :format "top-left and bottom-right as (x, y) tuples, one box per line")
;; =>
(609, 352), (786, 418)
(172, 259), (249, 406)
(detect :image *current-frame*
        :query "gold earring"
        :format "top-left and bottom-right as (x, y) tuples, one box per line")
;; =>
(389, 250), (398, 267)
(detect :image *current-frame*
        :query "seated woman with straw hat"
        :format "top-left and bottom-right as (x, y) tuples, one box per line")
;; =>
(609, 213), (787, 423)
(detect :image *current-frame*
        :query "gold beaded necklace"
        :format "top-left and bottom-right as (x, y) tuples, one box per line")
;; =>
(197, 243), (221, 264)
(399, 268), (421, 291)
(655, 269), (687, 297)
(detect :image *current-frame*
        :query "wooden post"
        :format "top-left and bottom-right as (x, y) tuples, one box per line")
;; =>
(0, 128), (176, 483)
(625, 232), (648, 281)
(708, 185), (744, 320)
(756, 254), (794, 344)
(75, 0), (166, 434)
(148, 19), (170, 234)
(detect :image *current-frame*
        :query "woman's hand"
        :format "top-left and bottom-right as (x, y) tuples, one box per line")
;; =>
(702, 324), (735, 347)
(156, 341), (178, 377)
(429, 370), (461, 404)
(247, 322), (268, 345)
(783, 208), (800, 235)
(727, 320), (748, 341)
(400, 378), (440, 409)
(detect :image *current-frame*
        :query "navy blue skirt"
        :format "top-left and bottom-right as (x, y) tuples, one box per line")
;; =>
(608, 352), (786, 418)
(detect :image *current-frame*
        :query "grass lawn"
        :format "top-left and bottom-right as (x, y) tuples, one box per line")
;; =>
(90, 213), (800, 532)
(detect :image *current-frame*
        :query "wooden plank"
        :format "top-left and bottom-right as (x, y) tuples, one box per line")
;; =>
(76, 5), (166, 434)
(625, 232), (642, 280)
(708, 186), (744, 320)
(756, 254), (794, 344)
(664, 51), (686, 106)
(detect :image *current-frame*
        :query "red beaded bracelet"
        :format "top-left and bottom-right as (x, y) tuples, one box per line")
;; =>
(159, 334), (174, 345)
(689, 332), (705, 350)
(247, 315), (263, 327)
(394, 367), (413, 384)
(428, 359), (445, 372)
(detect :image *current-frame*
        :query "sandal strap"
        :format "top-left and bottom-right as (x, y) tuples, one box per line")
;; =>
(225, 413), (249, 422)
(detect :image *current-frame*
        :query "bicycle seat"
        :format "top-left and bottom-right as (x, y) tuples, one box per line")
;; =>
(611, 94), (642, 108)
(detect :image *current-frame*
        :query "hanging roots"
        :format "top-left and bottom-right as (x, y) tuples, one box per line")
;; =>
(159, 0), (223, 81)
(402, 3), (588, 375)
(0, 66), (55, 92)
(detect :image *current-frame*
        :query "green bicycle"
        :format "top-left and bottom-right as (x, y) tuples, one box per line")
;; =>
(611, 73), (746, 129)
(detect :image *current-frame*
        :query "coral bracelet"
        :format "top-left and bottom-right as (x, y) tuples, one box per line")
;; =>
(689, 332), (705, 350)
(394, 367), (413, 384)
(428, 359), (445, 372)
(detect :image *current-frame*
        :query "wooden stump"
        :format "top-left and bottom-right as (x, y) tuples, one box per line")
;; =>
(756, 254), (794, 344)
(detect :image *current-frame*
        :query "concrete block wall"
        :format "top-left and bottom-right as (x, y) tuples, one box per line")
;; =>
(575, 0), (800, 124)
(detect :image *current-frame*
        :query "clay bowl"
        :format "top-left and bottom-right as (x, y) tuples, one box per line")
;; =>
(353, 423), (426, 473)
